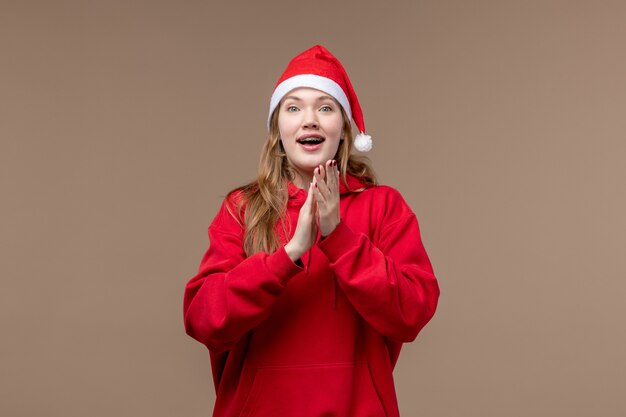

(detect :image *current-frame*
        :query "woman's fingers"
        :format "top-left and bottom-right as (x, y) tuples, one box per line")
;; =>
(318, 163), (326, 180)
(313, 168), (327, 202)
(285, 182), (318, 261)
(312, 159), (341, 237)
(312, 160), (339, 209)
(307, 184), (318, 222)
(308, 182), (319, 222)
(314, 164), (333, 200)
(326, 159), (338, 192)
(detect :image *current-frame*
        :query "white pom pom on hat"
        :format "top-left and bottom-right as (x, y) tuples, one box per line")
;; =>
(354, 133), (372, 152)
(268, 45), (373, 152)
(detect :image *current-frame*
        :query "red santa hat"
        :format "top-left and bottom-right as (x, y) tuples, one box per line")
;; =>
(268, 45), (373, 152)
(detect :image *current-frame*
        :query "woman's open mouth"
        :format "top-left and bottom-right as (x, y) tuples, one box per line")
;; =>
(296, 136), (325, 151)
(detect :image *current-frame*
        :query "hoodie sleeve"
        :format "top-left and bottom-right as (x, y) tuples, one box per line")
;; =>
(317, 187), (440, 343)
(183, 196), (303, 353)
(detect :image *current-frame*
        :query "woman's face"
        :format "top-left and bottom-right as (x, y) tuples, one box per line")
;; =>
(278, 87), (344, 186)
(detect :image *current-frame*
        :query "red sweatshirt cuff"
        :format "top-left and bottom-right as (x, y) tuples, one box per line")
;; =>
(317, 220), (358, 263)
(267, 245), (303, 284)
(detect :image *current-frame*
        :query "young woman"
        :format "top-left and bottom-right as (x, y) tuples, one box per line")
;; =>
(183, 45), (440, 417)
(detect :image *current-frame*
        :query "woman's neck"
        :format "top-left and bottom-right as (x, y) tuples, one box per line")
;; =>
(291, 168), (313, 190)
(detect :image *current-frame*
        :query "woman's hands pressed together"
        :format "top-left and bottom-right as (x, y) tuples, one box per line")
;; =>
(284, 159), (340, 263)
(284, 181), (318, 262)
(312, 160), (340, 237)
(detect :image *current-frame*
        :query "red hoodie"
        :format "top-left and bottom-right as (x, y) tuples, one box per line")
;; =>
(183, 174), (440, 417)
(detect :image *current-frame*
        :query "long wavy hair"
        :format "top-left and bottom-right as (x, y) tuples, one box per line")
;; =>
(228, 103), (377, 257)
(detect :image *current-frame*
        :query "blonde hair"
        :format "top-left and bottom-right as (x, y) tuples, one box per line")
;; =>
(228, 105), (377, 256)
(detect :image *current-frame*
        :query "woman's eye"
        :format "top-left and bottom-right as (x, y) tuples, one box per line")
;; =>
(287, 105), (298, 112)
(320, 105), (333, 112)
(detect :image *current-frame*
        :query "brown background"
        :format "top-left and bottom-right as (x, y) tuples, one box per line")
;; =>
(1, 1), (624, 416)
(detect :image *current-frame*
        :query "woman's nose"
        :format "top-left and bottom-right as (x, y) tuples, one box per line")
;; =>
(302, 110), (319, 129)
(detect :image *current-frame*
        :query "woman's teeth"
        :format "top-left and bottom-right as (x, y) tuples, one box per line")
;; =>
(297, 137), (325, 144)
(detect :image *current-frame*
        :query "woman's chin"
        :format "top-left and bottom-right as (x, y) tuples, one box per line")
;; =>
(302, 155), (332, 169)
(293, 160), (322, 173)
(288, 155), (334, 179)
